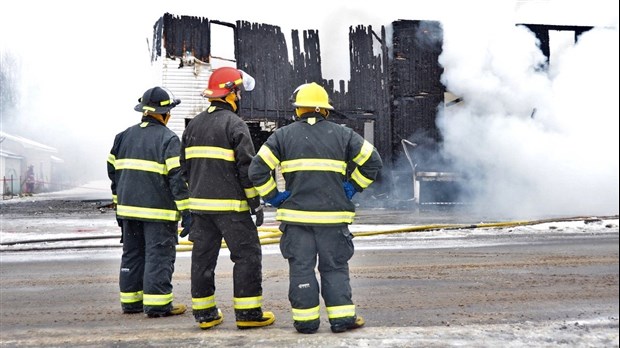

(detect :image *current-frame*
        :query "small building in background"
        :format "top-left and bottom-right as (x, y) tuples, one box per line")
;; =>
(0, 131), (63, 197)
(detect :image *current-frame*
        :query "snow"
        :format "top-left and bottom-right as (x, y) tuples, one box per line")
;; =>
(1, 181), (618, 347)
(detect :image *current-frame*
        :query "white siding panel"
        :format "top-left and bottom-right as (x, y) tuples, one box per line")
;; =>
(161, 58), (212, 138)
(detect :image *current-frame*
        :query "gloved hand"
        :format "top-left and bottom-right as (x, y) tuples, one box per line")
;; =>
(179, 211), (192, 238)
(116, 217), (123, 228)
(248, 197), (264, 227)
(343, 181), (357, 200)
(264, 190), (290, 208)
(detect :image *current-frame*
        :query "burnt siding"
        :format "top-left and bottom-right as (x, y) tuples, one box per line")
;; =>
(346, 25), (391, 164)
(236, 21), (294, 120)
(390, 20), (445, 157)
(161, 13), (211, 62)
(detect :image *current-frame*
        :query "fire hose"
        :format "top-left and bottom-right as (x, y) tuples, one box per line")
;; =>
(174, 215), (618, 252)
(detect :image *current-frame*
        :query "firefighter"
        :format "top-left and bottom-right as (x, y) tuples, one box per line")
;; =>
(180, 67), (274, 330)
(249, 82), (383, 334)
(107, 86), (190, 318)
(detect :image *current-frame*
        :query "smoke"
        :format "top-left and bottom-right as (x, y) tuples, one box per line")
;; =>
(1, 0), (618, 219)
(436, 1), (619, 218)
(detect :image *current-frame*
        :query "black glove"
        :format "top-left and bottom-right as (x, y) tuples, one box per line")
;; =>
(179, 211), (192, 238)
(248, 197), (264, 227)
(116, 217), (123, 228)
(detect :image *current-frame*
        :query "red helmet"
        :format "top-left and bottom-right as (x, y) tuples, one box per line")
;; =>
(202, 67), (255, 98)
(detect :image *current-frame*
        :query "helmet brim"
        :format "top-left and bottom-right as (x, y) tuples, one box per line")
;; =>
(134, 98), (181, 114)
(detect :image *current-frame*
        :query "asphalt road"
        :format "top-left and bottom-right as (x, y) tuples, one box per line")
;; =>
(0, 200), (618, 347)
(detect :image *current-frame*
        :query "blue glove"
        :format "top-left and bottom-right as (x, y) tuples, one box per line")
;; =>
(264, 190), (290, 208)
(179, 211), (192, 238)
(343, 181), (357, 200)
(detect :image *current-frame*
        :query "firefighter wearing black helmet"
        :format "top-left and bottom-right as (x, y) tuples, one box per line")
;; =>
(107, 86), (190, 318)
(249, 82), (383, 334)
(180, 67), (275, 330)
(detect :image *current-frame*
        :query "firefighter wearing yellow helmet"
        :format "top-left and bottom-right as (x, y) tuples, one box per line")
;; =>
(180, 67), (275, 330)
(249, 82), (383, 334)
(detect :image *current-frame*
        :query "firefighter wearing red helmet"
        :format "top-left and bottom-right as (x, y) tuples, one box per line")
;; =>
(107, 86), (189, 318)
(180, 67), (274, 330)
(249, 82), (383, 334)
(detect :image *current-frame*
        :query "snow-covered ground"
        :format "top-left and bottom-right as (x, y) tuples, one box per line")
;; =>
(1, 181), (618, 347)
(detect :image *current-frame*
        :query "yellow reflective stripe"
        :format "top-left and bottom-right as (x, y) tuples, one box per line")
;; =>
(116, 204), (179, 221)
(115, 158), (167, 174)
(112, 194), (118, 204)
(120, 291), (143, 304)
(276, 209), (355, 224)
(292, 306), (321, 321)
(185, 146), (235, 162)
(144, 293), (174, 306)
(108, 153), (116, 166)
(218, 77), (242, 88)
(326, 304), (356, 319)
(175, 198), (190, 211)
(280, 159), (346, 174)
(351, 167), (373, 189)
(233, 296), (262, 310)
(166, 156), (181, 170)
(352, 140), (373, 166)
(255, 177), (277, 197)
(189, 198), (250, 212)
(192, 295), (217, 310)
(244, 187), (259, 199)
(257, 146), (279, 170)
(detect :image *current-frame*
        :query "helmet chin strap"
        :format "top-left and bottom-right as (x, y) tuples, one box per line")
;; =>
(225, 92), (238, 112)
(295, 107), (329, 117)
(145, 111), (170, 125)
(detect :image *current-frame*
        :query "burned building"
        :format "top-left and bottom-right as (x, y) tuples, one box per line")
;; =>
(150, 13), (593, 206)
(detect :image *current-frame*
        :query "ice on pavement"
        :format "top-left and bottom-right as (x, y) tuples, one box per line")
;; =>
(1, 181), (618, 347)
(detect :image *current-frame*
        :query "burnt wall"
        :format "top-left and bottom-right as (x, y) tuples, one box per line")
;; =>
(519, 24), (594, 62)
(390, 20), (445, 160)
(157, 13), (211, 62)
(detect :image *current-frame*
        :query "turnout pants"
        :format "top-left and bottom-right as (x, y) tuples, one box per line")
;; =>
(189, 213), (264, 321)
(279, 223), (357, 332)
(119, 219), (178, 315)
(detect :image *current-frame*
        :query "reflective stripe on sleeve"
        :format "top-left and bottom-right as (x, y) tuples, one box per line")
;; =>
(350, 167), (373, 189)
(244, 187), (259, 199)
(255, 177), (277, 197)
(257, 146), (280, 170)
(352, 140), (374, 166)
(165, 156), (181, 170)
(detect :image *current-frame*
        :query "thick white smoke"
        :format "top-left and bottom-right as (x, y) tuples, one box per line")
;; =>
(437, 2), (619, 218)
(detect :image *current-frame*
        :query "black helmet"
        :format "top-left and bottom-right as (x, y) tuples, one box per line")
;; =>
(134, 86), (181, 114)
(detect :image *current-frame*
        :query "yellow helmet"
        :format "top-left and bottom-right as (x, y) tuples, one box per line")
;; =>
(290, 82), (334, 110)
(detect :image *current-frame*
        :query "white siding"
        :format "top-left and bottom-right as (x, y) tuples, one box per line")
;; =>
(161, 58), (212, 138)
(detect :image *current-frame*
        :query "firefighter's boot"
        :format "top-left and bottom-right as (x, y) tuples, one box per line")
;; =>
(147, 303), (187, 318)
(235, 308), (276, 329)
(198, 309), (224, 330)
(330, 315), (365, 333)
